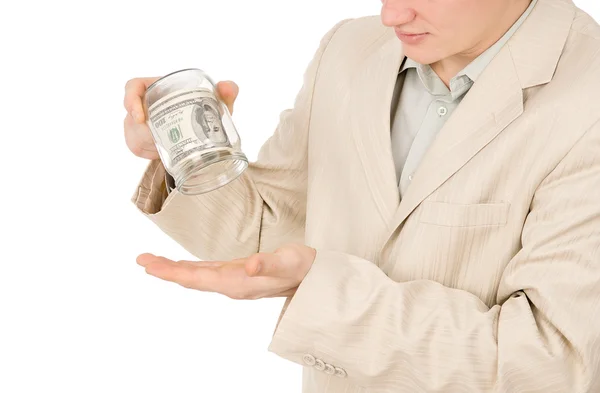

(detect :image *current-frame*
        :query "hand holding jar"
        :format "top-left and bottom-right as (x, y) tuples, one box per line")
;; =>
(123, 70), (246, 195)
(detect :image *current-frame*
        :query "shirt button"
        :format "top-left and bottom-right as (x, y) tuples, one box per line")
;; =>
(302, 354), (316, 366)
(437, 106), (448, 116)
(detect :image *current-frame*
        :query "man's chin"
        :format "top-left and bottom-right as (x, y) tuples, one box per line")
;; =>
(402, 48), (444, 67)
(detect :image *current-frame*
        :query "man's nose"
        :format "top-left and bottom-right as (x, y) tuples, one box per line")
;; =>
(380, 0), (416, 27)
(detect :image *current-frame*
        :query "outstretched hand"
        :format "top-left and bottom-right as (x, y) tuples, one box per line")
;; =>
(137, 244), (316, 299)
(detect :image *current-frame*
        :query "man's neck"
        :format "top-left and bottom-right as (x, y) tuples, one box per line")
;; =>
(431, 0), (532, 87)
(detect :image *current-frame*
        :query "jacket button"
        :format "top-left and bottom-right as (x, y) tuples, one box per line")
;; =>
(334, 367), (347, 378)
(314, 359), (326, 371)
(302, 354), (316, 366)
(324, 363), (335, 375)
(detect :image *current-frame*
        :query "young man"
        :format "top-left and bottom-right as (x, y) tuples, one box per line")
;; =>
(123, 0), (600, 391)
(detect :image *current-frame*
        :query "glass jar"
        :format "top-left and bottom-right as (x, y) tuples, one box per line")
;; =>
(143, 68), (248, 195)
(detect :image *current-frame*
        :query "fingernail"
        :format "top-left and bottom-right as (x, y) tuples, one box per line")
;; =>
(254, 263), (262, 275)
(131, 111), (140, 123)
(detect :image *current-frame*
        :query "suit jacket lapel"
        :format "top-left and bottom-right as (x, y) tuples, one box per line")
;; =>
(386, 48), (524, 236)
(349, 29), (404, 221)
(381, 0), (575, 243)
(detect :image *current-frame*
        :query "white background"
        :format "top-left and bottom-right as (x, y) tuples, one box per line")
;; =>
(0, 1), (597, 392)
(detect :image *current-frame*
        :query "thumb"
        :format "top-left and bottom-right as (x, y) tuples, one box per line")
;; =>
(245, 252), (287, 278)
(216, 80), (239, 115)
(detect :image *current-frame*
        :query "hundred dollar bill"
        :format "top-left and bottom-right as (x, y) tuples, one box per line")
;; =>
(147, 88), (231, 167)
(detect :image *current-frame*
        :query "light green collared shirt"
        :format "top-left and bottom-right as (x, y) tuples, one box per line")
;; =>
(391, 0), (538, 197)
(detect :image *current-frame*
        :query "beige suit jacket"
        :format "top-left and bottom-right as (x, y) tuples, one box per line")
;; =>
(132, 0), (600, 391)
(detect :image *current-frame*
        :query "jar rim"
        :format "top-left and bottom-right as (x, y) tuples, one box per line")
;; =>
(175, 150), (248, 195)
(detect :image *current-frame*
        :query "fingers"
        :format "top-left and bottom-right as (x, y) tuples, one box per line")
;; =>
(137, 254), (221, 291)
(124, 77), (235, 121)
(136, 253), (167, 267)
(216, 81), (239, 114)
(136, 254), (225, 269)
(177, 260), (226, 268)
(124, 77), (160, 123)
(124, 77), (236, 122)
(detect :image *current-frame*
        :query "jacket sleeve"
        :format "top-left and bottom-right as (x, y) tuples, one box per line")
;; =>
(268, 121), (600, 393)
(131, 19), (352, 261)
